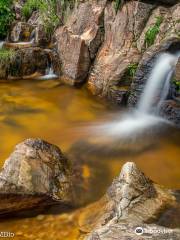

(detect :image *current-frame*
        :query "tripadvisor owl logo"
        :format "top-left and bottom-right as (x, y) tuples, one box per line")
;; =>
(135, 227), (144, 235)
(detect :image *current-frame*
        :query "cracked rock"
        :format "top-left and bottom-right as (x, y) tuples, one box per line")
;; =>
(0, 138), (73, 216)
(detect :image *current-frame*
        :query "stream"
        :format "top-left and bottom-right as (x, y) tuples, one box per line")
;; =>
(0, 78), (180, 239)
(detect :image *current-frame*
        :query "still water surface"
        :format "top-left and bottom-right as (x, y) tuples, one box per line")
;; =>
(0, 78), (180, 239)
(0, 79), (180, 191)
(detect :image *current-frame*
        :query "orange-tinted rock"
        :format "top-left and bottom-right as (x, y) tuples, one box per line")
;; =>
(55, 0), (106, 85)
(0, 138), (73, 216)
(87, 1), (153, 103)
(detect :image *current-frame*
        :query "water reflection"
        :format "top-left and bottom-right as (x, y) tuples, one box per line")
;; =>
(0, 78), (180, 197)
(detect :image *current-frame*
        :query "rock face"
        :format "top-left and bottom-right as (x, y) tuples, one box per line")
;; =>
(0, 138), (73, 216)
(0, 47), (51, 80)
(55, 0), (106, 85)
(9, 22), (34, 43)
(175, 57), (180, 81)
(87, 1), (153, 104)
(79, 162), (180, 240)
(128, 2), (180, 106)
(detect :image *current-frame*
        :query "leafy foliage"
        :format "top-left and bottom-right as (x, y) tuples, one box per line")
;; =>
(114, 0), (121, 13)
(127, 63), (138, 78)
(0, 48), (15, 65)
(0, 0), (14, 39)
(172, 79), (180, 92)
(22, 0), (77, 35)
(145, 16), (163, 48)
(22, 0), (41, 19)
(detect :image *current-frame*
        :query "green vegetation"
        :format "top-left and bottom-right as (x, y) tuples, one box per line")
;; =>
(22, 0), (59, 35)
(114, 0), (121, 13)
(172, 79), (180, 92)
(0, 48), (15, 65)
(22, 0), (41, 19)
(0, 0), (14, 39)
(127, 63), (138, 78)
(22, 0), (77, 35)
(145, 16), (163, 48)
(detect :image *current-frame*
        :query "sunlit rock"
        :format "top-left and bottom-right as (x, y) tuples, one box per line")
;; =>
(55, 0), (106, 85)
(0, 138), (73, 216)
(87, 1), (153, 104)
(79, 162), (178, 239)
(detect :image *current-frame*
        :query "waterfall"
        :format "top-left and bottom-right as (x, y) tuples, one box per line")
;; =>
(138, 53), (179, 114)
(91, 51), (179, 138)
(0, 41), (4, 49)
(37, 64), (58, 80)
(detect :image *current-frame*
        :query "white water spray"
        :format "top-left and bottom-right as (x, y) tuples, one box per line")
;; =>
(91, 52), (179, 138)
(138, 53), (179, 114)
(0, 41), (4, 49)
(37, 65), (58, 80)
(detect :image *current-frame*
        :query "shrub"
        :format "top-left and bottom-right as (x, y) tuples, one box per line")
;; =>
(0, 0), (14, 39)
(145, 16), (163, 48)
(22, 0), (41, 20)
(172, 79), (180, 93)
(114, 0), (121, 13)
(127, 63), (138, 78)
(0, 48), (15, 65)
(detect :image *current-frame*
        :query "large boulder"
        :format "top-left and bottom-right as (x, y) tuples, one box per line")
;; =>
(0, 138), (73, 216)
(87, 1), (153, 104)
(79, 162), (180, 239)
(9, 47), (50, 78)
(55, 0), (107, 85)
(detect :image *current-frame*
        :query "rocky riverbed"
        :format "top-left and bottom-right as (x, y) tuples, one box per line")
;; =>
(0, 1), (180, 239)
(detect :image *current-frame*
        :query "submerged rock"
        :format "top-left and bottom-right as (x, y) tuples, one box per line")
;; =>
(55, 0), (106, 85)
(79, 162), (179, 239)
(0, 138), (73, 216)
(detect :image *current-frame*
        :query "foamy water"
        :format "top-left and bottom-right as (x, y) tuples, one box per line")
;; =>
(37, 67), (58, 80)
(89, 52), (179, 139)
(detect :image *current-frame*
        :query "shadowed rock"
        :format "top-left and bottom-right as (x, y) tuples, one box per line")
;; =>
(0, 138), (73, 216)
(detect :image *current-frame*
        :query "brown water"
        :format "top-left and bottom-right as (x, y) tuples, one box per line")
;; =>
(0, 79), (180, 239)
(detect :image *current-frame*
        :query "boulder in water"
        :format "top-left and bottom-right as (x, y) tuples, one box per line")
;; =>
(79, 162), (180, 239)
(0, 138), (73, 216)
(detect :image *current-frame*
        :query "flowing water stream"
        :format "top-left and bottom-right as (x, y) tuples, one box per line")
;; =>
(0, 52), (179, 238)
(92, 52), (180, 138)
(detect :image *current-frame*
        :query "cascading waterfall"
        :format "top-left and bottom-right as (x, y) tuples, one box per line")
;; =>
(37, 64), (58, 80)
(92, 51), (180, 138)
(138, 52), (179, 114)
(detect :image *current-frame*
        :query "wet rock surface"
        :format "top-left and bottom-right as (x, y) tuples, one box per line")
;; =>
(0, 47), (51, 80)
(0, 138), (73, 216)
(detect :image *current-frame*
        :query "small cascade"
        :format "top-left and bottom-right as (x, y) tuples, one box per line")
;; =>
(37, 64), (58, 80)
(138, 53), (179, 114)
(0, 41), (5, 49)
(91, 51), (180, 138)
